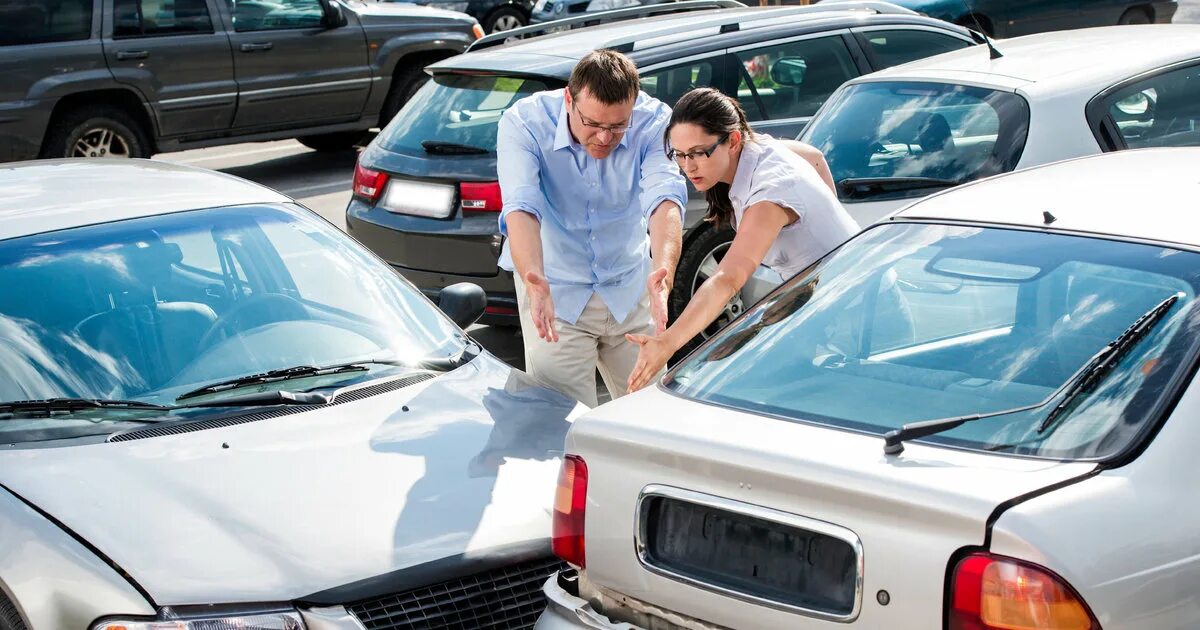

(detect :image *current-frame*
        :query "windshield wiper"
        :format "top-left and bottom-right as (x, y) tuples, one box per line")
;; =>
(838, 177), (962, 200)
(423, 336), (482, 371)
(0, 398), (172, 416)
(421, 140), (489, 155)
(175, 361), (399, 402)
(882, 293), (1183, 455)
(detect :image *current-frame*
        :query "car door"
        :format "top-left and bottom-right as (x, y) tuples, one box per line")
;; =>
(220, 0), (371, 130)
(851, 26), (975, 72)
(102, 0), (237, 135)
(998, 0), (1080, 36)
(728, 31), (861, 141)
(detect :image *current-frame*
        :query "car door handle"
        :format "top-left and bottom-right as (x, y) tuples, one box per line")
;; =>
(239, 42), (274, 52)
(115, 50), (150, 60)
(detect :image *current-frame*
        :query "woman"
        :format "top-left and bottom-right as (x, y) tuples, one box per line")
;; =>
(626, 87), (859, 392)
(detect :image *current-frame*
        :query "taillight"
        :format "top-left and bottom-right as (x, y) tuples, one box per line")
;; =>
(460, 181), (503, 212)
(472, 23), (485, 40)
(552, 454), (587, 568)
(352, 161), (389, 204)
(950, 552), (1100, 630)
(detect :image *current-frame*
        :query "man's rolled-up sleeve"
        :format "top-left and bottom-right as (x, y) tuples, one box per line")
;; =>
(638, 104), (687, 220)
(496, 110), (547, 235)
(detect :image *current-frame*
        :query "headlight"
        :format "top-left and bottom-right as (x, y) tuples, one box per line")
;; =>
(92, 609), (304, 630)
(430, 0), (471, 11)
(586, 0), (640, 10)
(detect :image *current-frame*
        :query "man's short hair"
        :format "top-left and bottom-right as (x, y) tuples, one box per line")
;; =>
(567, 49), (640, 105)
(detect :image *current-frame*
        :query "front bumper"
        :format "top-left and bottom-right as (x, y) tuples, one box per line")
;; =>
(536, 572), (639, 630)
(537, 571), (726, 630)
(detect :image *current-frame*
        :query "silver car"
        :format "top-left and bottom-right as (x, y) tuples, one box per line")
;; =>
(0, 160), (582, 630)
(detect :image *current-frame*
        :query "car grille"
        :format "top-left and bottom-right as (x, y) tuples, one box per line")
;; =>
(347, 557), (565, 630)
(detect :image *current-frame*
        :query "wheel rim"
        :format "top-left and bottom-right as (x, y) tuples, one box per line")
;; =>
(691, 241), (743, 338)
(72, 127), (131, 158)
(492, 14), (523, 31)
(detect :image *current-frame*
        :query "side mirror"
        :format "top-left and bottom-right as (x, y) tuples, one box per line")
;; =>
(438, 283), (487, 329)
(320, 0), (348, 28)
(770, 57), (808, 87)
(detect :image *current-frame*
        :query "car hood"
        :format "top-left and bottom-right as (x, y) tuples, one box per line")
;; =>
(0, 354), (583, 606)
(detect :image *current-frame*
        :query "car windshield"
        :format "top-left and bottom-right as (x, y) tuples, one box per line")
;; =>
(0, 203), (463, 444)
(378, 73), (556, 154)
(802, 81), (1031, 202)
(667, 223), (1200, 460)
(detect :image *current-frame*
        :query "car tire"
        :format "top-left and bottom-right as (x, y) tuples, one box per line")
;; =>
(380, 63), (433, 128)
(41, 105), (150, 159)
(297, 131), (366, 152)
(667, 223), (737, 362)
(1118, 6), (1152, 24)
(0, 592), (27, 630)
(484, 6), (527, 33)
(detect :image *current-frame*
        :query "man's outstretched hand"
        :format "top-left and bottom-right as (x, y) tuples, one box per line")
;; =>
(524, 271), (559, 342)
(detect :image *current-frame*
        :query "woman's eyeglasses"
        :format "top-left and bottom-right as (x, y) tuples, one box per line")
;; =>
(667, 134), (729, 165)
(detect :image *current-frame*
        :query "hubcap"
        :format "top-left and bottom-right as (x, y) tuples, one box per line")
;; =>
(492, 14), (523, 32)
(691, 241), (742, 339)
(72, 127), (131, 159)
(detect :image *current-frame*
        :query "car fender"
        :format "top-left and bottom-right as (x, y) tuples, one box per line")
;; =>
(0, 483), (154, 629)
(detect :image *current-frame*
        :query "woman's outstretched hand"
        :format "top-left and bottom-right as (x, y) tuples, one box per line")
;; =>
(626, 332), (676, 393)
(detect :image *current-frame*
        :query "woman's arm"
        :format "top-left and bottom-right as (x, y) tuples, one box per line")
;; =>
(781, 140), (837, 195)
(626, 201), (792, 391)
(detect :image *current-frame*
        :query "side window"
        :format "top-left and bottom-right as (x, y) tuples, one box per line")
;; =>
(0, 0), (93, 46)
(114, 0), (214, 37)
(226, 0), (324, 32)
(1106, 63), (1200, 149)
(733, 36), (857, 121)
(640, 58), (720, 107)
(859, 30), (972, 69)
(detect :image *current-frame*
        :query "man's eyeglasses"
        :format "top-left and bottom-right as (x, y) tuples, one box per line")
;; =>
(667, 134), (729, 165)
(572, 104), (631, 134)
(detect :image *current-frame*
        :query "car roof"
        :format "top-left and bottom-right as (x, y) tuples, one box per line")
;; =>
(857, 25), (1200, 95)
(892, 148), (1200, 249)
(432, 2), (974, 78)
(0, 159), (291, 241)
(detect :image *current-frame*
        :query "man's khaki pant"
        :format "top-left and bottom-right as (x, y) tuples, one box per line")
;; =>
(514, 275), (657, 408)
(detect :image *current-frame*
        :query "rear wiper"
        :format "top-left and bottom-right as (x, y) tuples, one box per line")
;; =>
(175, 361), (403, 402)
(421, 141), (489, 155)
(838, 177), (961, 200)
(0, 398), (172, 416)
(882, 293), (1183, 455)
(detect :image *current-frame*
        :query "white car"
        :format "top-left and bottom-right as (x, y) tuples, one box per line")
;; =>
(799, 24), (1200, 227)
(537, 148), (1200, 630)
(0, 160), (583, 630)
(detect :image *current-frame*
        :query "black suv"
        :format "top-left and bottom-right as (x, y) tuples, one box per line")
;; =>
(347, 1), (979, 342)
(0, 0), (483, 162)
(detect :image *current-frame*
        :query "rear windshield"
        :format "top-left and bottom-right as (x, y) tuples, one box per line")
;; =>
(802, 81), (1031, 202)
(378, 74), (557, 154)
(666, 223), (1200, 461)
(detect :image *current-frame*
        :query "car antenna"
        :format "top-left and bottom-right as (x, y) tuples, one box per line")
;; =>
(958, 0), (1003, 59)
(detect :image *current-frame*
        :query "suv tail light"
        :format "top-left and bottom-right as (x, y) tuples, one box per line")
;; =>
(460, 181), (503, 212)
(352, 161), (389, 204)
(950, 552), (1100, 630)
(552, 454), (587, 568)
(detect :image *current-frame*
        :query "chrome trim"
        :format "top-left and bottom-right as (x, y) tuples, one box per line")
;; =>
(634, 484), (864, 623)
(159, 92), (238, 105)
(241, 77), (372, 97)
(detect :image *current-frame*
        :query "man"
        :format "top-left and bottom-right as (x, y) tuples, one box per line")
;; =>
(496, 49), (687, 407)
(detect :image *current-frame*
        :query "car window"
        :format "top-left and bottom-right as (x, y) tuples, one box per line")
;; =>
(0, 0), (93, 46)
(803, 81), (1031, 202)
(1106, 63), (1200, 149)
(115, 0), (214, 37)
(378, 74), (554, 154)
(733, 36), (857, 121)
(859, 29), (972, 69)
(641, 59), (720, 107)
(226, 0), (324, 31)
(668, 223), (1200, 461)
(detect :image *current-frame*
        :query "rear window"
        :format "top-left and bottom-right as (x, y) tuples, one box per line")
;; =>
(0, 0), (93, 46)
(801, 81), (1030, 202)
(378, 74), (556, 154)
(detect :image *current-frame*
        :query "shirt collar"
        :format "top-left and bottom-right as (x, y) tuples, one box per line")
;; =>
(728, 135), (763, 207)
(552, 90), (637, 153)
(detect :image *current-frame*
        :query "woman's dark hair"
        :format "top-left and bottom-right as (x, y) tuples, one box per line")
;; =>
(664, 88), (754, 227)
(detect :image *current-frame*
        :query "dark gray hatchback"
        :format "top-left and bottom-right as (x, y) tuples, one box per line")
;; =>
(346, 1), (979, 334)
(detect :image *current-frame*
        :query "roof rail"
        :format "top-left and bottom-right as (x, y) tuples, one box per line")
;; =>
(597, 0), (918, 53)
(466, 0), (746, 52)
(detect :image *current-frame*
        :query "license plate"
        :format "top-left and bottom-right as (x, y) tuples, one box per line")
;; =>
(378, 179), (456, 219)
